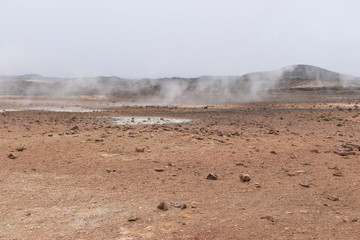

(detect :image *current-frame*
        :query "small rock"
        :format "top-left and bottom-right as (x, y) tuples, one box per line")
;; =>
(333, 150), (356, 156)
(154, 168), (164, 172)
(326, 195), (339, 201)
(8, 153), (17, 159)
(299, 181), (310, 188)
(351, 217), (359, 222)
(15, 147), (26, 152)
(261, 216), (275, 222)
(70, 125), (79, 131)
(135, 147), (145, 153)
(206, 173), (218, 180)
(173, 202), (187, 209)
(240, 174), (251, 182)
(158, 201), (169, 211)
(254, 183), (261, 188)
(128, 216), (140, 222)
(333, 170), (343, 177)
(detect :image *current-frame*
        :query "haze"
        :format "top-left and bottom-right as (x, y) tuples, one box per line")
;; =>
(1, 0), (359, 78)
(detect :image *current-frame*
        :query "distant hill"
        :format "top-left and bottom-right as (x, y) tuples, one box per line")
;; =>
(1, 65), (359, 103)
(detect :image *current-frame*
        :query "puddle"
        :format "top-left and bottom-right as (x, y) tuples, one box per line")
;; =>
(110, 116), (194, 125)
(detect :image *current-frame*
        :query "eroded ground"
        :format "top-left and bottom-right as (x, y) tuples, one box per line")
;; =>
(1, 99), (360, 239)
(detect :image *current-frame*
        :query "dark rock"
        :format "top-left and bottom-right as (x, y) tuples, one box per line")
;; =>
(326, 195), (339, 201)
(8, 153), (17, 159)
(135, 147), (145, 152)
(158, 201), (169, 211)
(206, 173), (218, 180)
(128, 216), (140, 222)
(15, 147), (26, 152)
(261, 216), (275, 222)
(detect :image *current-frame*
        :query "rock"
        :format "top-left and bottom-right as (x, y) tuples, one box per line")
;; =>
(154, 168), (164, 172)
(326, 195), (339, 201)
(261, 216), (275, 222)
(135, 147), (145, 153)
(240, 174), (251, 182)
(333, 170), (343, 177)
(206, 173), (218, 180)
(254, 183), (261, 188)
(351, 217), (359, 222)
(299, 181), (310, 188)
(173, 202), (187, 209)
(158, 201), (169, 211)
(8, 153), (17, 159)
(334, 150), (356, 156)
(128, 216), (140, 222)
(15, 147), (26, 152)
(70, 125), (79, 131)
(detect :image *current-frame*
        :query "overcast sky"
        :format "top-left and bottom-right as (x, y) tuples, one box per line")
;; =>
(0, 0), (359, 78)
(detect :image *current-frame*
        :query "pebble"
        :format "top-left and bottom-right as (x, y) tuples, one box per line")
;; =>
(128, 216), (140, 222)
(157, 201), (169, 211)
(8, 153), (17, 159)
(299, 181), (310, 188)
(240, 174), (251, 182)
(206, 173), (218, 180)
(135, 147), (145, 153)
(326, 195), (339, 201)
(261, 216), (275, 222)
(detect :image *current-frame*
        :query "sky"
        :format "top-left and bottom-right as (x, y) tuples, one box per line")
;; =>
(0, 0), (359, 78)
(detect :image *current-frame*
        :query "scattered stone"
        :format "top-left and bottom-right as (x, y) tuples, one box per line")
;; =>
(154, 168), (165, 172)
(106, 169), (116, 173)
(15, 147), (26, 152)
(206, 173), (218, 180)
(270, 150), (277, 154)
(351, 217), (359, 222)
(254, 183), (261, 188)
(128, 216), (140, 222)
(261, 216), (275, 222)
(8, 153), (17, 159)
(135, 147), (145, 153)
(158, 201), (169, 211)
(333, 170), (343, 177)
(240, 174), (251, 182)
(334, 149), (356, 156)
(173, 202), (187, 209)
(299, 181), (310, 188)
(70, 125), (79, 131)
(310, 149), (320, 153)
(326, 195), (339, 201)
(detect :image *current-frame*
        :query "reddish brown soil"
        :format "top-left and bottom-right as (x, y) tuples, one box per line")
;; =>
(1, 100), (360, 239)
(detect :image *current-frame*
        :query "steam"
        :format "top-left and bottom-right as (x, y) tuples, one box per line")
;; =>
(1, 64), (360, 106)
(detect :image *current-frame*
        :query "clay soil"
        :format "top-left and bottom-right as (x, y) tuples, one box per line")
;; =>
(1, 98), (360, 240)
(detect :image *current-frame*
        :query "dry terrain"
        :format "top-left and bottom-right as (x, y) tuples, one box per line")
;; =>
(0, 97), (360, 239)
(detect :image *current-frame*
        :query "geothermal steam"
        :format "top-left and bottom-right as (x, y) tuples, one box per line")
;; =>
(1, 65), (359, 105)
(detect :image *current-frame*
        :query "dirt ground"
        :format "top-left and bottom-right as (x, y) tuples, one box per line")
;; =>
(0, 98), (360, 239)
